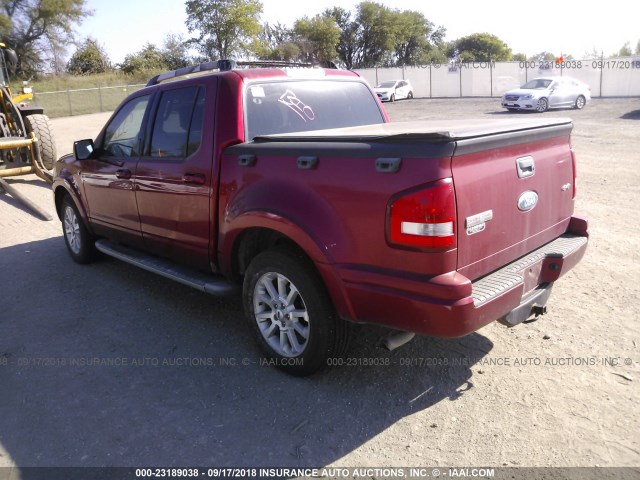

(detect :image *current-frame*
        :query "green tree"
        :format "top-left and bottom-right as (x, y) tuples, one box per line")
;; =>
(583, 48), (602, 60)
(161, 34), (190, 70)
(0, 13), (11, 38)
(185, 0), (262, 59)
(119, 43), (166, 75)
(266, 42), (300, 61)
(323, 4), (445, 68)
(391, 10), (446, 66)
(255, 22), (299, 60)
(532, 51), (556, 62)
(260, 23), (293, 50)
(2, 0), (91, 77)
(636, 40), (640, 55)
(451, 33), (512, 62)
(617, 41), (632, 57)
(67, 38), (110, 75)
(354, 1), (396, 67)
(293, 15), (340, 63)
(323, 7), (359, 69)
(512, 53), (527, 62)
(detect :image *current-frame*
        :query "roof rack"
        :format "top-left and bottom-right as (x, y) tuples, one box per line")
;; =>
(146, 59), (338, 87)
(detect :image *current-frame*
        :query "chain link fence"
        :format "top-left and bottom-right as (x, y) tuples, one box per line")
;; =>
(31, 84), (147, 118)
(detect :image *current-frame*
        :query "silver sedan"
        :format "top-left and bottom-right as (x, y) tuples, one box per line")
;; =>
(502, 76), (591, 112)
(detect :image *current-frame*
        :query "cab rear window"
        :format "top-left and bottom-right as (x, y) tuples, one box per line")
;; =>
(245, 80), (384, 140)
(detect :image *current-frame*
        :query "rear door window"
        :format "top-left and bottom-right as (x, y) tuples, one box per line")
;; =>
(150, 86), (203, 159)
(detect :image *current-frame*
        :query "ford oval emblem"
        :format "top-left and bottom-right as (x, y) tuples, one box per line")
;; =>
(518, 191), (538, 211)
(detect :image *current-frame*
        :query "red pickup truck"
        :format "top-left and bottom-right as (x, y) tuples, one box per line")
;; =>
(53, 61), (588, 375)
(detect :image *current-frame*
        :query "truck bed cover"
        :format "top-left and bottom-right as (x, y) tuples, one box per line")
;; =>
(254, 118), (573, 143)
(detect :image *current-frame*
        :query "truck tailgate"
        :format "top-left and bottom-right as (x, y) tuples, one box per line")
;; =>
(452, 120), (575, 281)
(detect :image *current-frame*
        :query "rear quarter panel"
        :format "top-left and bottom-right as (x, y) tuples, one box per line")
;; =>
(217, 141), (456, 276)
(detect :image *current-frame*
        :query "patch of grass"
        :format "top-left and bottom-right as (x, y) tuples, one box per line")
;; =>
(16, 70), (163, 92)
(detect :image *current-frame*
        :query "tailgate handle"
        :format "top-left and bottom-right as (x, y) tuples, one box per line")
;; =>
(238, 154), (256, 167)
(376, 157), (401, 173)
(297, 156), (318, 170)
(516, 156), (535, 178)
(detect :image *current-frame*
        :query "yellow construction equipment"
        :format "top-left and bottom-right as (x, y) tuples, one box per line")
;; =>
(0, 42), (57, 185)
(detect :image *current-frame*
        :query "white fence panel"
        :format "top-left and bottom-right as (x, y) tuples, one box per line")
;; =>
(492, 62), (526, 96)
(354, 58), (640, 98)
(600, 57), (640, 96)
(403, 66), (430, 98)
(376, 67), (404, 85)
(356, 68), (377, 89)
(460, 65), (492, 96)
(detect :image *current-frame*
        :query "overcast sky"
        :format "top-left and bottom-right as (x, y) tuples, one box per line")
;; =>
(77, 0), (639, 63)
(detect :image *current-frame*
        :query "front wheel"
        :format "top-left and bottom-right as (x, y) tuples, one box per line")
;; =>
(390, 94), (395, 103)
(61, 196), (96, 264)
(574, 95), (586, 110)
(535, 98), (549, 113)
(407, 91), (414, 99)
(243, 248), (351, 376)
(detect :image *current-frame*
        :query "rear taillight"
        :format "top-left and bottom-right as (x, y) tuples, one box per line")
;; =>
(570, 148), (577, 199)
(388, 178), (456, 249)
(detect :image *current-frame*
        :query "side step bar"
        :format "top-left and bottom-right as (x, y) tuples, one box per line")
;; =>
(95, 239), (235, 296)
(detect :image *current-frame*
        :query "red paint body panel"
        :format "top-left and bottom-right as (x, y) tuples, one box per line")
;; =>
(453, 135), (575, 280)
(217, 151), (457, 275)
(53, 66), (588, 339)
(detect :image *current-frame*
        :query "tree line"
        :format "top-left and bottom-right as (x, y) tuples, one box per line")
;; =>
(2, 0), (639, 79)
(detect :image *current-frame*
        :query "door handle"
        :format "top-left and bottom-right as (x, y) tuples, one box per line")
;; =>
(183, 173), (206, 185)
(115, 169), (131, 179)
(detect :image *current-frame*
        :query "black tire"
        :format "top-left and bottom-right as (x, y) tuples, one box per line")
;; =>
(574, 95), (586, 110)
(24, 114), (57, 172)
(535, 97), (549, 113)
(408, 91), (414, 99)
(243, 248), (351, 376)
(390, 94), (396, 103)
(61, 196), (96, 264)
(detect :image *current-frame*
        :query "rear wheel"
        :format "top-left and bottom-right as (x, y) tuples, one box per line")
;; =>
(24, 114), (57, 173)
(574, 95), (586, 110)
(407, 91), (414, 99)
(535, 98), (549, 113)
(61, 196), (96, 264)
(243, 248), (351, 376)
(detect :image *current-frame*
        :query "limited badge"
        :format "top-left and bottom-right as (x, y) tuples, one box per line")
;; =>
(466, 210), (493, 235)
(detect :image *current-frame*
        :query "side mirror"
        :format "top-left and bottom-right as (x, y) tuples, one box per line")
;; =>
(74, 139), (94, 160)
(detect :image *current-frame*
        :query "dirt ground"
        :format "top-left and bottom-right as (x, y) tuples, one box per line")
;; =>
(0, 98), (638, 470)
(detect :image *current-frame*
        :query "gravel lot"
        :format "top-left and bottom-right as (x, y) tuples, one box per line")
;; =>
(0, 98), (638, 469)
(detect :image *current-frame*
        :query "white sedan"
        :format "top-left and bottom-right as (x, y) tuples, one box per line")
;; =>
(502, 76), (591, 112)
(374, 80), (414, 102)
